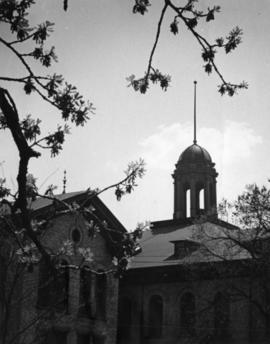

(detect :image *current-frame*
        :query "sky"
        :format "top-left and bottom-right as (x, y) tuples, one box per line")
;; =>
(0, 0), (270, 230)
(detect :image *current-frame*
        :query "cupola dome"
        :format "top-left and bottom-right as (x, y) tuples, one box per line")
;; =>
(178, 143), (212, 164)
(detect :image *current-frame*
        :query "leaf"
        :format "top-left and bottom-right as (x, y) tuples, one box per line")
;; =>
(170, 20), (179, 35)
(206, 10), (215, 22)
(139, 79), (149, 94)
(201, 49), (215, 62)
(21, 114), (41, 141)
(187, 17), (198, 29)
(160, 75), (170, 91)
(218, 84), (225, 95)
(17, 28), (27, 40)
(32, 47), (43, 59)
(216, 38), (224, 47)
(224, 26), (243, 53)
(63, 0), (68, 11)
(115, 187), (123, 201)
(132, 0), (151, 15)
(204, 63), (212, 75)
(24, 78), (34, 95)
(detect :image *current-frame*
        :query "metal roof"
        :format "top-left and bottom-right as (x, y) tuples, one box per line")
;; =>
(130, 220), (250, 270)
(178, 143), (212, 164)
(30, 191), (85, 211)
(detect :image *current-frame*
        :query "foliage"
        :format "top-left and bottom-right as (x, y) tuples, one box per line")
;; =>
(127, 0), (248, 95)
(0, 178), (10, 199)
(0, 0), (146, 275)
(62, 0), (247, 95)
(195, 182), (270, 328)
(1, 158), (145, 274)
(0, 3), (144, 343)
(115, 159), (145, 201)
(218, 183), (270, 241)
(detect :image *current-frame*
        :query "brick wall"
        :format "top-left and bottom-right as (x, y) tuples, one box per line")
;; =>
(12, 212), (119, 344)
(119, 276), (259, 344)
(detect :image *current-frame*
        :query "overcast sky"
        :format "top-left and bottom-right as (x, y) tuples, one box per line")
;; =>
(1, 0), (270, 229)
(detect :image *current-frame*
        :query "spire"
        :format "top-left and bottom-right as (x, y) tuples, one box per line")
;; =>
(62, 170), (67, 194)
(193, 80), (197, 144)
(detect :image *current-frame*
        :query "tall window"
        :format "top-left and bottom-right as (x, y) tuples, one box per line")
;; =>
(214, 292), (230, 338)
(0, 255), (6, 297)
(199, 188), (205, 210)
(37, 258), (53, 309)
(186, 189), (191, 217)
(44, 330), (67, 344)
(38, 259), (69, 312)
(55, 260), (69, 313)
(96, 271), (106, 319)
(0, 256), (6, 325)
(180, 293), (196, 335)
(148, 295), (163, 338)
(93, 336), (105, 344)
(79, 267), (92, 317)
(77, 333), (90, 344)
(117, 297), (132, 341)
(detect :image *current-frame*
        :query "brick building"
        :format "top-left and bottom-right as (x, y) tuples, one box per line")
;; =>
(0, 192), (126, 344)
(118, 139), (269, 344)
(1, 147), (268, 344)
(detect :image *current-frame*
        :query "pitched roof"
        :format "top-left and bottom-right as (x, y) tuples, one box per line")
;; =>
(30, 191), (127, 233)
(30, 191), (84, 211)
(130, 219), (249, 270)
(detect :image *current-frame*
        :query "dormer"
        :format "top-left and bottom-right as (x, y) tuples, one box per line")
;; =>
(170, 239), (200, 259)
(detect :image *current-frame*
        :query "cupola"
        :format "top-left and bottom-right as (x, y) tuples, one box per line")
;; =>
(173, 82), (218, 220)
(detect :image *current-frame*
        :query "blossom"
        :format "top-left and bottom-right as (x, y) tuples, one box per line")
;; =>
(16, 242), (40, 264)
(112, 256), (118, 266)
(58, 240), (74, 255)
(78, 247), (94, 262)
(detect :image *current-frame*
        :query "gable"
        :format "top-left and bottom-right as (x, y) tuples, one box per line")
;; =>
(30, 191), (127, 263)
(41, 212), (113, 266)
(32, 191), (126, 233)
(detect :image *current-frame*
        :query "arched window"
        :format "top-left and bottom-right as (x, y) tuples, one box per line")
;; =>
(214, 292), (230, 338)
(199, 188), (205, 210)
(0, 255), (6, 298)
(96, 270), (106, 319)
(0, 255), (6, 324)
(44, 330), (67, 344)
(37, 258), (53, 309)
(186, 189), (191, 218)
(195, 182), (205, 215)
(117, 297), (132, 341)
(37, 259), (69, 312)
(77, 333), (90, 344)
(180, 292), (196, 335)
(93, 335), (105, 344)
(55, 260), (69, 313)
(79, 267), (92, 317)
(148, 295), (163, 338)
(71, 228), (81, 244)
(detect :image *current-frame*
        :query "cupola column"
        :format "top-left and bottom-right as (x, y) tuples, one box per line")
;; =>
(190, 180), (197, 218)
(205, 181), (211, 214)
(173, 178), (187, 219)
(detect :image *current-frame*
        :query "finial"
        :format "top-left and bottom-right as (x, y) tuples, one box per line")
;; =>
(62, 170), (67, 194)
(193, 81), (197, 144)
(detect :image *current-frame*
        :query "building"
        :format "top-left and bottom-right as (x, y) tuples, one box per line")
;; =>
(1, 87), (268, 344)
(118, 89), (269, 344)
(0, 191), (126, 344)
